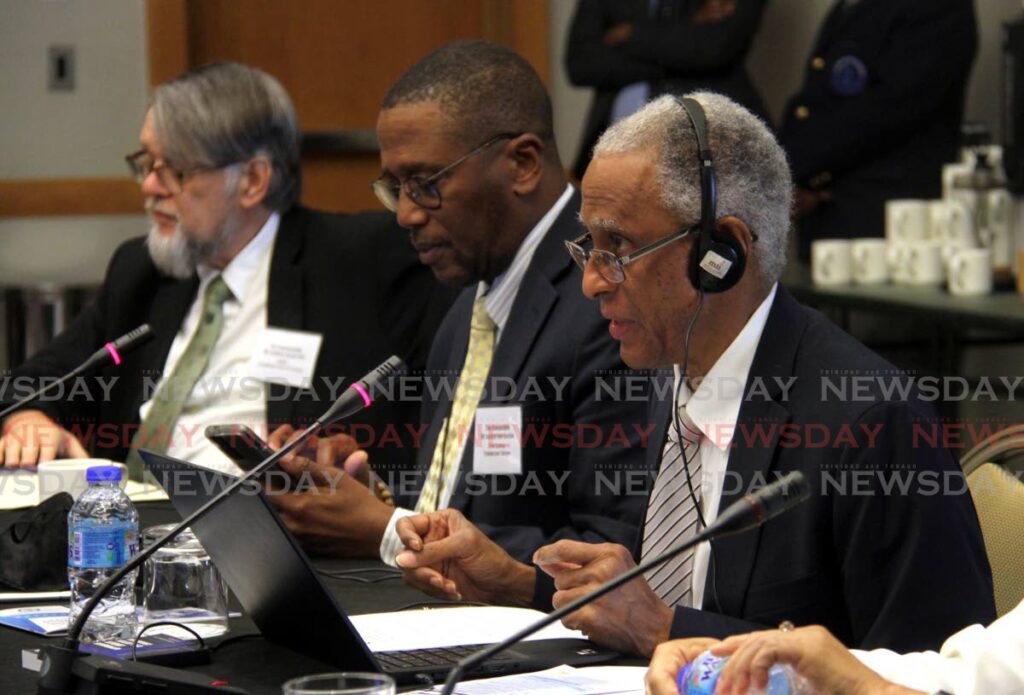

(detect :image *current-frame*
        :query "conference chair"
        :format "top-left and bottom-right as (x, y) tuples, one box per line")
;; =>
(960, 424), (1024, 616)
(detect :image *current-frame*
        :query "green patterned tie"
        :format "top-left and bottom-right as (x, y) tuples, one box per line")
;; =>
(417, 296), (496, 512)
(125, 275), (232, 480)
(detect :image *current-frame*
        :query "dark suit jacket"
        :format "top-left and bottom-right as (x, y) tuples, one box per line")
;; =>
(566, 0), (769, 179)
(6, 206), (453, 469)
(645, 287), (995, 652)
(390, 193), (652, 607)
(779, 0), (977, 257)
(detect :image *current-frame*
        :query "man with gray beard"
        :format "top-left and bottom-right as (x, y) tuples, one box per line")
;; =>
(0, 62), (450, 478)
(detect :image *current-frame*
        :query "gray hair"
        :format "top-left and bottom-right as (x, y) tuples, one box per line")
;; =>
(150, 62), (301, 211)
(593, 92), (792, 285)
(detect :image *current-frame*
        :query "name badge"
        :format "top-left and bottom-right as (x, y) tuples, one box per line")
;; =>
(247, 327), (323, 389)
(473, 406), (522, 475)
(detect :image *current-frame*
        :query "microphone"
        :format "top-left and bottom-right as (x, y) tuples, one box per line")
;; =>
(322, 355), (405, 422)
(437, 471), (811, 695)
(37, 356), (405, 694)
(0, 324), (155, 421)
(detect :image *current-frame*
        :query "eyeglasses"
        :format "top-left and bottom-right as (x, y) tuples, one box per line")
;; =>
(564, 226), (697, 284)
(125, 149), (232, 195)
(370, 132), (522, 212)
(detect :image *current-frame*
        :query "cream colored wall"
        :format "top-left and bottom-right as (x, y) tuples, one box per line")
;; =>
(0, 0), (148, 178)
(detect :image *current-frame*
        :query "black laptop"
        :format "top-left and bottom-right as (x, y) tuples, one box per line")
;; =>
(140, 450), (616, 686)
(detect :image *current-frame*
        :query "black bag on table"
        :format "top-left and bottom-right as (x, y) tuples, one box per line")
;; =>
(0, 492), (73, 592)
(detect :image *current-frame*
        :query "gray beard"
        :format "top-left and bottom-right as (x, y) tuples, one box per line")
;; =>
(145, 208), (239, 280)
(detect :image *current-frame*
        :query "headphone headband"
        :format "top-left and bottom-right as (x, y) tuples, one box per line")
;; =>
(678, 97), (743, 293)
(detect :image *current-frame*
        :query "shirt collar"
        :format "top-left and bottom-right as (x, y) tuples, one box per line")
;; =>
(475, 184), (574, 330)
(197, 211), (280, 300)
(675, 283), (778, 450)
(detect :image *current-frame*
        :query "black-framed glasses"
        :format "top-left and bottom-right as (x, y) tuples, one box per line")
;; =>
(370, 132), (522, 212)
(125, 149), (233, 195)
(564, 226), (698, 284)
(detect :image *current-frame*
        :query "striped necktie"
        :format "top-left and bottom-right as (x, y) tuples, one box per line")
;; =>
(417, 296), (496, 512)
(125, 275), (232, 480)
(641, 406), (704, 608)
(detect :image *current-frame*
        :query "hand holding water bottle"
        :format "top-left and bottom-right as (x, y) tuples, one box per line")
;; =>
(646, 625), (922, 695)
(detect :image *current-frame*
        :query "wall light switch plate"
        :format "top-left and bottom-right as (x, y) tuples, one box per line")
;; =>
(48, 45), (75, 91)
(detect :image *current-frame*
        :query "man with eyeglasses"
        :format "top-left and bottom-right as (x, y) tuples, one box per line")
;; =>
(0, 62), (450, 485)
(391, 92), (994, 658)
(264, 40), (651, 589)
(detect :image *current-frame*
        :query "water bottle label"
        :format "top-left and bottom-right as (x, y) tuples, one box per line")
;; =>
(69, 526), (138, 568)
(678, 651), (727, 695)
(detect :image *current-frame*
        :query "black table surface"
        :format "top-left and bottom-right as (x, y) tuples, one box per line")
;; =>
(0, 501), (457, 694)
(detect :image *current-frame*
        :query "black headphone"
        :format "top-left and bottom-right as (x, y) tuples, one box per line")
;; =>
(679, 97), (746, 293)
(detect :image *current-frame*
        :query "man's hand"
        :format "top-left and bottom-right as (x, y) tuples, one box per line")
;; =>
(266, 447), (393, 557)
(534, 540), (672, 657)
(794, 186), (833, 217)
(694, 0), (737, 24)
(394, 509), (535, 606)
(0, 410), (88, 467)
(710, 626), (925, 695)
(602, 21), (634, 47)
(267, 424), (360, 471)
(645, 638), (722, 695)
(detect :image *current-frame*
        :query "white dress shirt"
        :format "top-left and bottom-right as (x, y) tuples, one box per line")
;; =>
(670, 283), (777, 609)
(378, 184), (575, 565)
(138, 213), (280, 474)
(854, 599), (1024, 694)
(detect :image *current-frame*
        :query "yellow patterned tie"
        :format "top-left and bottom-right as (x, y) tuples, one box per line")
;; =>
(417, 296), (496, 512)
(125, 276), (232, 480)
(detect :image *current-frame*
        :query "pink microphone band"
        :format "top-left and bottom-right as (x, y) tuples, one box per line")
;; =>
(351, 383), (372, 408)
(104, 343), (122, 366)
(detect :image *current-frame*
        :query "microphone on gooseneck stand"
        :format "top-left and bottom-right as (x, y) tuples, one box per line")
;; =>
(438, 471), (812, 695)
(0, 324), (155, 421)
(36, 356), (406, 695)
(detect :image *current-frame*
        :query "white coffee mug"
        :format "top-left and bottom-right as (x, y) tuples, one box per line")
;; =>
(850, 238), (889, 284)
(811, 240), (852, 285)
(905, 241), (945, 286)
(37, 459), (127, 503)
(886, 243), (912, 285)
(948, 248), (994, 296)
(886, 199), (931, 243)
(930, 199), (975, 245)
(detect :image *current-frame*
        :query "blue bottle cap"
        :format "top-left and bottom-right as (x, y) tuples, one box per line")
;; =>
(86, 465), (123, 483)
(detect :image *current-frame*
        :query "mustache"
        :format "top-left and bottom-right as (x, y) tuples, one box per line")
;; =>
(144, 198), (176, 218)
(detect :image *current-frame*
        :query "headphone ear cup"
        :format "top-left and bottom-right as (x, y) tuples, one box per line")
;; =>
(692, 234), (745, 293)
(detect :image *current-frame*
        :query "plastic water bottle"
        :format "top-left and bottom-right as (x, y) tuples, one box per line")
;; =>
(68, 465), (139, 642)
(678, 650), (811, 695)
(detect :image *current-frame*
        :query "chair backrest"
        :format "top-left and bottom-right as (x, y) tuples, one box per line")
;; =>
(961, 424), (1024, 617)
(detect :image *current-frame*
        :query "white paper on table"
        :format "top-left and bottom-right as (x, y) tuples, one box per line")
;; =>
(123, 480), (169, 502)
(349, 606), (586, 652)
(0, 591), (70, 604)
(406, 664), (647, 695)
(0, 467), (167, 510)
(0, 469), (42, 509)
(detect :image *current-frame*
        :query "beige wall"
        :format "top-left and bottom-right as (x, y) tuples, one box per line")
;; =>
(0, 0), (148, 178)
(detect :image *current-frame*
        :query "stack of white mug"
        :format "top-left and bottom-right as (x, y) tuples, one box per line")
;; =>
(811, 195), (1013, 296)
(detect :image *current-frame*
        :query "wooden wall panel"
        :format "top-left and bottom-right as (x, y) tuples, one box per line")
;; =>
(186, 0), (487, 130)
(0, 179), (143, 217)
(146, 0), (190, 88)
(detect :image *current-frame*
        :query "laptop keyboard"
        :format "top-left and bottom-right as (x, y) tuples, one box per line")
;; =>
(375, 644), (491, 672)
